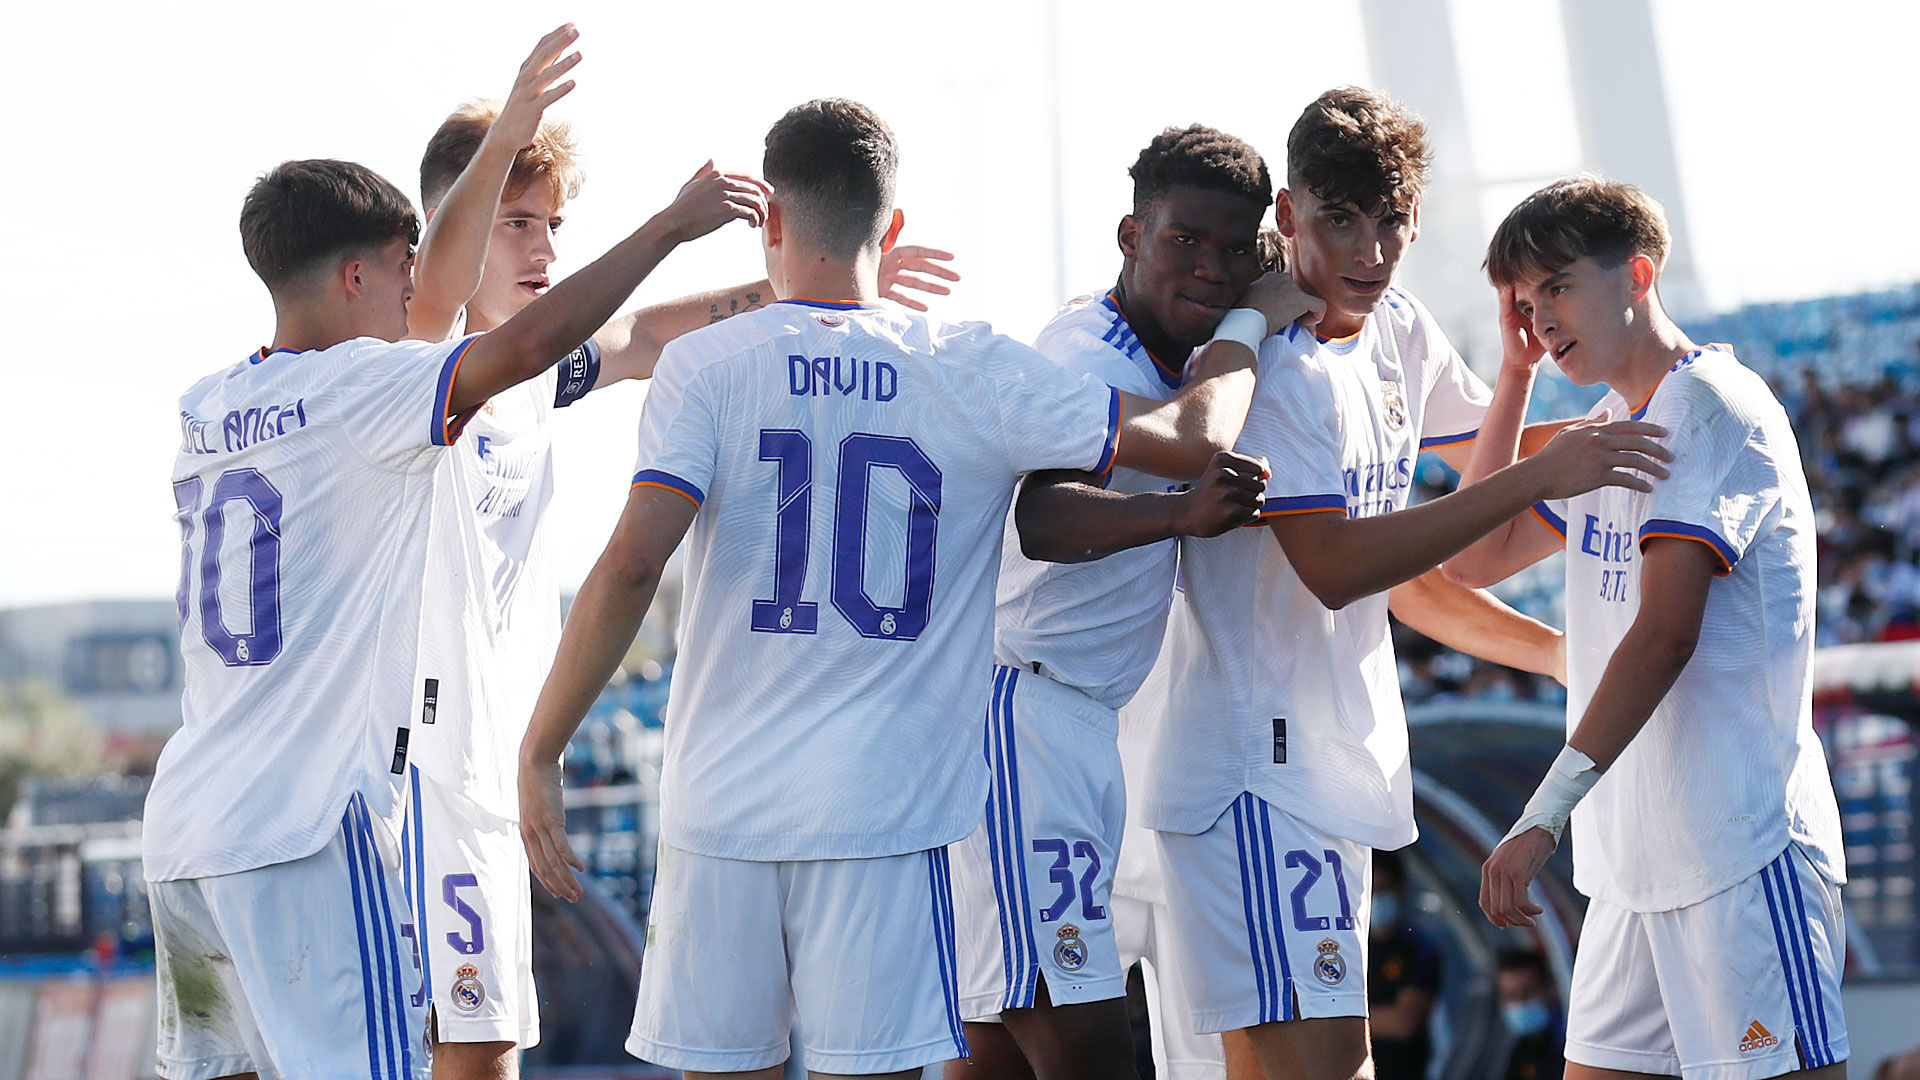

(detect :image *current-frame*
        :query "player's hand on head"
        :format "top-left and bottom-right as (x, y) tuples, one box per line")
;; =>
(656, 161), (773, 243)
(519, 757), (587, 902)
(1176, 452), (1269, 538)
(496, 24), (582, 150)
(1529, 411), (1674, 500)
(1239, 270), (1327, 337)
(879, 245), (961, 311)
(1479, 826), (1554, 929)
(1498, 285), (1547, 373)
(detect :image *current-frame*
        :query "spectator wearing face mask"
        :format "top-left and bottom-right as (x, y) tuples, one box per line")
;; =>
(1496, 948), (1565, 1080)
(1368, 850), (1443, 1079)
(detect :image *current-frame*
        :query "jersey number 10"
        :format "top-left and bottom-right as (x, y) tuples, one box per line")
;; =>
(753, 429), (942, 641)
(172, 467), (285, 667)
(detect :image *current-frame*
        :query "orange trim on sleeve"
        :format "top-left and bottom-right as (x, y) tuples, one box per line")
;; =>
(631, 480), (702, 509)
(1639, 531), (1734, 576)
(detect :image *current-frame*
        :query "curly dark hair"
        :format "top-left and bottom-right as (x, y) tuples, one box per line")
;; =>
(1485, 174), (1671, 288)
(1285, 87), (1430, 217)
(1128, 124), (1272, 217)
(764, 98), (898, 259)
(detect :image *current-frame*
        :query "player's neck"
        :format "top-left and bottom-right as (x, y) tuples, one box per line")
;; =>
(268, 298), (355, 354)
(1109, 277), (1188, 368)
(775, 245), (883, 306)
(1610, 307), (1698, 409)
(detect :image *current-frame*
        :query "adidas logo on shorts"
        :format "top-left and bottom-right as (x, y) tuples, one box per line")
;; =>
(1739, 1020), (1780, 1053)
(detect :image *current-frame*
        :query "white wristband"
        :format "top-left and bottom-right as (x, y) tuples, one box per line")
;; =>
(1208, 308), (1268, 355)
(1502, 744), (1599, 847)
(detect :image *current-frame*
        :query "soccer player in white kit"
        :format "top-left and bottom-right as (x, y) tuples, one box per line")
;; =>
(394, 29), (957, 1080)
(515, 98), (1293, 1079)
(145, 156), (767, 1080)
(946, 125), (1295, 1080)
(1454, 177), (1848, 1080)
(1125, 89), (1677, 1080)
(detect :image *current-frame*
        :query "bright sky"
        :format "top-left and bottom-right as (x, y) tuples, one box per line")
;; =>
(5, 0), (1917, 608)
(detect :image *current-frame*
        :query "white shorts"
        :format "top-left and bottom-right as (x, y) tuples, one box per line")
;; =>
(628, 842), (968, 1074)
(1159, 793), (1371, 1034)
(1115, 887), (1227, 1080)
(951, 665), (1127, 1019)
(1567, 844), (1848, 1079)
(150, 792), (428, 1080)
(399, 765), (538, 1047)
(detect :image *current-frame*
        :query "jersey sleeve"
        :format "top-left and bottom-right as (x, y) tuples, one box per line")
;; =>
(1638, 375), (1778, 576)
(335, 334), (483, 463)
(986, 336), (1122, 477)
(1245, 337), (1348, 520)
(629, 338), (721, 508)
(1416, 327), (1492, 452)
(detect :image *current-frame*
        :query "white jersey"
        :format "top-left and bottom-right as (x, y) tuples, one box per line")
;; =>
(633, 299), (1123, 862)
(408, 344), (598, 820)
(1534, 344), (1844, 911)
(994, 291), (1184, 710)
(146, 336), (476, 881)
(1132, 289), (1489, 848)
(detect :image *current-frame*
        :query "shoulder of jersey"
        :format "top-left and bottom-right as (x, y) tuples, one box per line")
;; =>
(1258, 320), (1324, 372)
(1377, 286), (1431, 335)
(1658, 343), (1763, 419)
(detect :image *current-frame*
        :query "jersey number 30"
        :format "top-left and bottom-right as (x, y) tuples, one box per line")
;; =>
(172, 467), (285, 667)
(753, 430), (942, 641)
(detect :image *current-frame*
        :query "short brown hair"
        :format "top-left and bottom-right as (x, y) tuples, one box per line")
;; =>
(1286, 87), (1430, 217)
(1485, 175), (1671, 288)
(240, 159), (419, 292)
(418, 100), (583, 212)
(763, 98), (898, 259)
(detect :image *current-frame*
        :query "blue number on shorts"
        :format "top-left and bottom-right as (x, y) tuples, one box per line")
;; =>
(442, 874), (485, 955)
(1071, 840), (1108, 921)
(1324, 848), (1357, 930)
(399, 921), (426, 1007)
(1285, 849), (1331, 931)
(1032, 837), (1108, 923)
(832, 434), (941, 640)
(173, 467), (285, 666)
(1033, 837), (1075, 922)
(751, 430), (819, 634)
(749, 430), (942, 640)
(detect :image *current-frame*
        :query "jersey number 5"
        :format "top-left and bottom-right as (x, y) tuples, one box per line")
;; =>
(752, 430), (942, 641)
(172, 467), (285, 667)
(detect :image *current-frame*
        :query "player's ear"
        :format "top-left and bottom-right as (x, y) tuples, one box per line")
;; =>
(1628, 253), (1657, 303)
(1117, 214), (1142, 260)
(1407, 197), (1421, 243)
(763, 200), (784, 248)
(1275, 189), (1298, 239)
(881, 208), (904, 254)
(338, 256), (367, 300)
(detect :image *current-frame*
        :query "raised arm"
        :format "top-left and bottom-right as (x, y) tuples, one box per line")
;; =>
(446, 163), (769, 415)
(1111, 271), (1324, 480)
(1479, 537), (1717, 928)
(1014, 451), (1267, 564)
(408, 25), (580, 342)
(1441, 285), (1577, 587)
(593, 245), (960, 383)
(518, 485), (698, 901)
(1269, 414), (1672, 611)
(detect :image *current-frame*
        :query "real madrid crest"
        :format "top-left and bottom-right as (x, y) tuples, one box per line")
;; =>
(452, 962), (488, 1012)
(1054, 924), (1089, 972)
(1379, 380), (1408, 432)
(1314, 938), (1347, 986)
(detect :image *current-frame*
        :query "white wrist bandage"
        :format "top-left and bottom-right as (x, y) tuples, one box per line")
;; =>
(1208, 308), (1268, 355)
(1502, 744), (1599, 847)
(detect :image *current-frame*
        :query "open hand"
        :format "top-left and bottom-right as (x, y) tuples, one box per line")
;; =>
(880, 245), (960, 311)
(1480, 826), (1554, 928)
(494, 25), (583, 152)
(1498, 285), (1548, 373)
(1239, 270), (1327, 338)
(1528, 412), (1674, 500)
(1175, 452), (1269, 537)
(657, 161), (773, 243)
(519, 757), (587, 902)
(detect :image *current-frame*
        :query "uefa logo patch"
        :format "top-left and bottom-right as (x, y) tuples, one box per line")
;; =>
(1054, 924), (1088, 972)
(1314, 939), (1347, 985)
(452, 962), (487, 1013)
